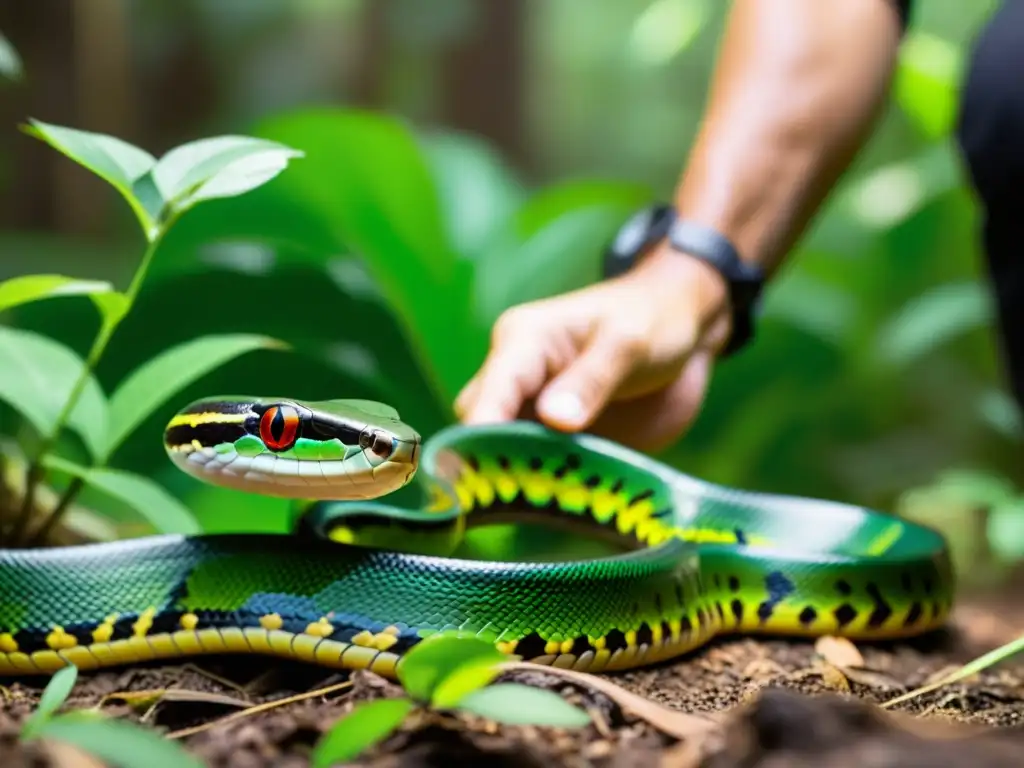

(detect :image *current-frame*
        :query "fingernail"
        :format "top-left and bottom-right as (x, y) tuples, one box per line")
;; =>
(541, 391), (585, 426)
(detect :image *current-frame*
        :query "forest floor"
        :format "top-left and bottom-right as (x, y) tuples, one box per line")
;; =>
(5, 585), (1024, 768)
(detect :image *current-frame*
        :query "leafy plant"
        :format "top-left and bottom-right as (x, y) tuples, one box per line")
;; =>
(310, 635), (591, 766)
(19, 664), (204, 768)
(0, 120), (302, 544)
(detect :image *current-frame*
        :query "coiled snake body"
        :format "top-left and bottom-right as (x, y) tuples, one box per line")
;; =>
(0, 397), (955, 680)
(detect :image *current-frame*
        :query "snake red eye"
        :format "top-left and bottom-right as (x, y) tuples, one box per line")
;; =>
(260, 404), (300, 451)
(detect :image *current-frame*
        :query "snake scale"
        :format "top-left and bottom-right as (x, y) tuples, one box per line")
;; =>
(0, 397), (955, 680)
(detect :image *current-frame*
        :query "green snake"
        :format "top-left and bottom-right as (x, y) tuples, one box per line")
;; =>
(0, 397), (955, 680)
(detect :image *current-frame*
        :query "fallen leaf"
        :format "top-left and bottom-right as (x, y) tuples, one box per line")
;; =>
(815, 636), (865, 668)
(840, 666), (906, 690)
(99, 688), (251, 712)
(741, 658), (786, 680)
(818, 661), (851, 692)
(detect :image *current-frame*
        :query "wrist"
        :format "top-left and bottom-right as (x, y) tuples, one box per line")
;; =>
(602, 204), (765, 356)
(635, 241), (731, 325)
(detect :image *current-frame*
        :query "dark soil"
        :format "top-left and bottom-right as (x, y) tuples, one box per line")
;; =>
(4, 590), (1024, 768)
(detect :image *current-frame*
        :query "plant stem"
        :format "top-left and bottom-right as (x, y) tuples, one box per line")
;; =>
(11, 233), (165, 545)
(25, 477), (84, 546)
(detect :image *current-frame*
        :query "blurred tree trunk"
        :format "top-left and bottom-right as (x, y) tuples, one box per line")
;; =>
(0, 0), (77, 232)
(62, 0), (135, 236)
(0, 0), (134, 237)
(437, 0), (529, 173)
(351, 0), (530, 173)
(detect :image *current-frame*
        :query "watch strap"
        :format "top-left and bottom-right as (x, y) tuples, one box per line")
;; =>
(666, 217), (764, 356)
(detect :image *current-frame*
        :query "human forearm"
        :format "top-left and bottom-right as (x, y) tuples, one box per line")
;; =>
(672, 0), (906, 276)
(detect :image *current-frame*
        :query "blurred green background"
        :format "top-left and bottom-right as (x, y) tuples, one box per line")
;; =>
(0, 1), (1020, 583)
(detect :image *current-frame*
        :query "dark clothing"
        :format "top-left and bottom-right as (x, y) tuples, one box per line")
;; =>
(955, 0), (1024, 411)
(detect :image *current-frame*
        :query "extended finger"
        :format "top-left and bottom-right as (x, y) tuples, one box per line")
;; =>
(535, 328), (644, 432)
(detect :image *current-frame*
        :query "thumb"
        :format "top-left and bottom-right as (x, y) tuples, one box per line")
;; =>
(535, 330), (640, 432)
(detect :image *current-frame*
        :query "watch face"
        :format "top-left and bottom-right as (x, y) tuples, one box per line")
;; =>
(603, 204), (676, 278)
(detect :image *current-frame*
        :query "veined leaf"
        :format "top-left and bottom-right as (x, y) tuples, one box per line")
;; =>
(153, 135), (303, 217)
(23, 120), (158, 237)
(0, 327), (109, 458)
(104, 334), (287, 459)
(44, 455), (199, 535)
(311, 698), (415, 767)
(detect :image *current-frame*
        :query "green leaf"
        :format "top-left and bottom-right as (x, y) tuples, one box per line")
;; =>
(894, 31), (962, 140)
(153, 135), (304, 217)
(252, 109), (462, 401)
(21, 665), (78, 740)
(397, 634), (506, 704)
(430, 658), (504, 709)
(0, 327), (109, 458)
(0, 274), (116, 315)
(311, 698), (415, 768)
(987, 497), (1024, 561)
(23, 120), (158, 237)
(29, 711), (205, 768)
(0, 31), (23, 81)
(418, 130), (525, 259)
(44, 455), (200, 535)
(457, 683), (591, 728)
(473, 180), (653, 326)
(875, 280), (993, 367)
(105, 333), (287, 459)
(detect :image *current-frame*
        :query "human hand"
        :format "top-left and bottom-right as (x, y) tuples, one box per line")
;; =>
(454, 247), (733, 452)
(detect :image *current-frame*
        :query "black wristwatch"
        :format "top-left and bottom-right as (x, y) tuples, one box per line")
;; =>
(602, 204), (765, 356)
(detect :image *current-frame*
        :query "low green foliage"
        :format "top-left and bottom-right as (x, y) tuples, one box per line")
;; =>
(19, 664), (204, 768)
(311, 698), (417, 768)
(311, 635), (591, 766)
(0, 120), (302, 544)
(20, 664), (78, 740)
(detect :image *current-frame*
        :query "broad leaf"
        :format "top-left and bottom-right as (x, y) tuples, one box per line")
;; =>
(0, 327), (109, 458)
(105, 333), (287, 459)
(0, 30), (23, 81)
(418, 130), (525, 259)
(23, 120), (158, 237)
(253, 110), (461, 401)
(473, 180), (653, 326)
(44, 456), (200, 535)
(457, 683), (591, 728)
(397, 634), (506, 704)
(153, 135), (304, 217)
(21, 665), (78, 739)
(29, 711), (204, 768)
(0, 274), (116, 315)
(311, 698), (415, 768)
